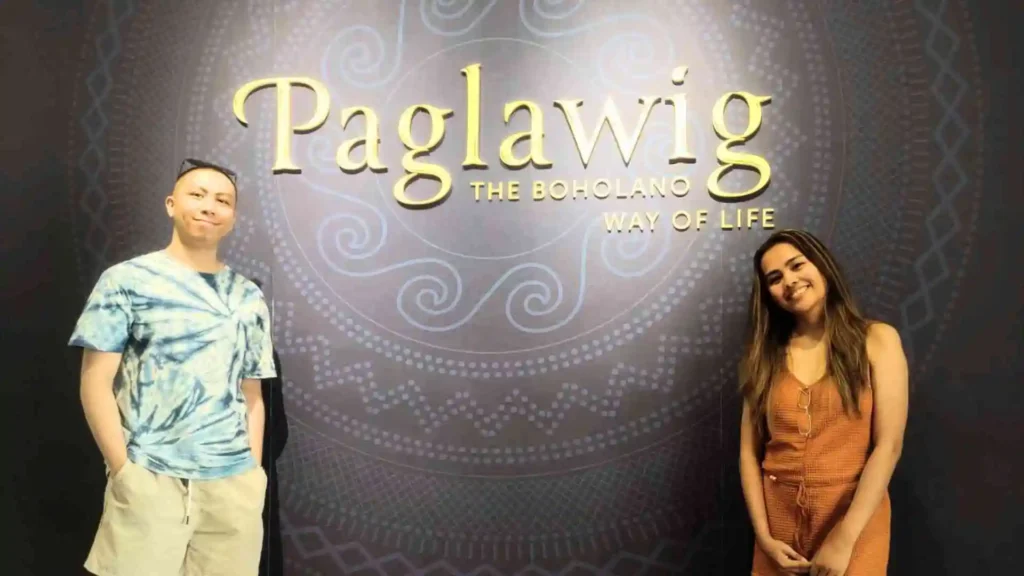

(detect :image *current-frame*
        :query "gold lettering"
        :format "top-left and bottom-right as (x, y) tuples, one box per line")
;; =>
(672, 210), (692, 231)
(487, 181), (503, 200)
(471, 181), (520, 201)
(616, 181), (630, 198)
(232, 77), (330, 173)
(532, 180), (545, 200)
(549, 180), (567, 200)
(461, 64), (486, 168)
(630, 178), (645, 199)
(665, 94), (696, 164)
(649, 178), (666, 198)
(234, 67), (780, 215)
(666, 66), (696, 164)
(604, 212), (628, 232)
(336, 107), (386, 174)
(553, 96), (661, 167)
(572, 180), (587, 200)
(720, 209), (734, 230)
(670, 176), (690, 197)
(745, 207), (760, 229)
(499, 101), (551, 169)
(394, 104), (453, 209)
(707, 91), (772, 201)
(696, 209), (708, 230)
(603, 212), (658, 232)
(720, 207), (775, 229)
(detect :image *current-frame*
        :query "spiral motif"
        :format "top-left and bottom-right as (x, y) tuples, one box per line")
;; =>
(600, 224), (672, 279)
(318, 213), (381, 261)
(419, 0), (498, 37)
(321, 3), (408, 90)
(67, 0), (990, 570)
(397, 267), (465, 321)
(503, 265), (567, 333)
(319, 225), (467, 330)
(519, 0), (675, 93)
(394, 260), (584, 334)
(307, 179), (390, 264)
(522, 0), (585, 23)
(305, 134), (340, 175)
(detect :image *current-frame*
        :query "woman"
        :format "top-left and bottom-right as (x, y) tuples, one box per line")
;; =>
(738, 230), (908, 575)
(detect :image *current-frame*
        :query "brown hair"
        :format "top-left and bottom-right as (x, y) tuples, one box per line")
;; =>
(739, 229), (871, 439)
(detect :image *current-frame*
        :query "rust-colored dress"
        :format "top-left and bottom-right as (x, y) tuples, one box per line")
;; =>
(751, 371), (890, 575)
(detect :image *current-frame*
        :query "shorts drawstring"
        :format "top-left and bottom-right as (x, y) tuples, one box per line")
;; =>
(183, 479), (192, 525)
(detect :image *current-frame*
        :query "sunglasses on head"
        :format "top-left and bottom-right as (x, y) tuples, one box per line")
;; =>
(177, 158), (238, 186)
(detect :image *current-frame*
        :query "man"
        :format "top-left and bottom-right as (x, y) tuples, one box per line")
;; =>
(69, 158), (276, 576)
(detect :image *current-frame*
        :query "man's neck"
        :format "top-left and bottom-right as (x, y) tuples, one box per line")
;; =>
(165, 236), (223, 273)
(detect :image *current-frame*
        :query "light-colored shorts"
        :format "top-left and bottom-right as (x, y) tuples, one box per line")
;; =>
(84, 460), (267, 576)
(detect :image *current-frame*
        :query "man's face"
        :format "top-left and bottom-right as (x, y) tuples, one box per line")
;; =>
(165, 168), (237, 246)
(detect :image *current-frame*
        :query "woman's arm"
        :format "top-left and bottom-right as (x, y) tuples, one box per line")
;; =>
(833, 322), (909, 542)
(742, 398), (811, 572)
(739, 400), (772, 546)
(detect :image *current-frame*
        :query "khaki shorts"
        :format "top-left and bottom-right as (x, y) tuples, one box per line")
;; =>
(84, 460), (267, 576)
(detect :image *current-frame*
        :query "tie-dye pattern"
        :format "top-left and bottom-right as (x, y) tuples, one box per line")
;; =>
(69, 251), (277, 480)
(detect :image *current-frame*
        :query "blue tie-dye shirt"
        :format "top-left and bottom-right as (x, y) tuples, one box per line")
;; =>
(69, 251), (277, 480)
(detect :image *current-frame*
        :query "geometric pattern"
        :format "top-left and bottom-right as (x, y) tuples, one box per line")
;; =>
(281, 362), (722, 467)
(902, 0), (976, 367)
(277, 418), (720, 556)
(74, 0), (135, 283)
(281, 529), (703, 575)
(823, 0), (922, 323)
(66, 0), (988, 573)
(286, 340), (689, 440)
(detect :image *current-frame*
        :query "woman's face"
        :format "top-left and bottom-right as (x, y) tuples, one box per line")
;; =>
(760, 242), (827, 317)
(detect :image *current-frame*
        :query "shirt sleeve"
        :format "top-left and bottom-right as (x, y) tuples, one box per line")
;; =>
(68, 268), (132, 352)
(241, 293), (277, 380)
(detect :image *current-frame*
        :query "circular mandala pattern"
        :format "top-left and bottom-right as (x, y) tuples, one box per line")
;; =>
(67, 0), (986, 571)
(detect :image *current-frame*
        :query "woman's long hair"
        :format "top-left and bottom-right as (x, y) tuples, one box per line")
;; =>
(739, 229), (871, 439)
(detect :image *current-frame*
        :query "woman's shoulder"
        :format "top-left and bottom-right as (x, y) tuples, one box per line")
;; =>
(864, 321), (903, 358)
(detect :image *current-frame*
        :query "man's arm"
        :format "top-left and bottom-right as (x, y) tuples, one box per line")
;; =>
(80, 349), (129, 473)
(242, 378), (265, 464)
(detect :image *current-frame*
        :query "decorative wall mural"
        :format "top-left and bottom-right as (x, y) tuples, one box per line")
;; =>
(68, 0), (985, 573)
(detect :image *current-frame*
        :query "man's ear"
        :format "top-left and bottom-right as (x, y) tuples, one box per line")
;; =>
(165, 195), (175, 217)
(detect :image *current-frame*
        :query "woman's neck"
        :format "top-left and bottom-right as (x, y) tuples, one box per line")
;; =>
(793, 301), (826, 340)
